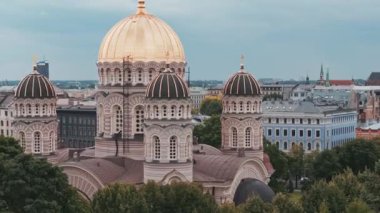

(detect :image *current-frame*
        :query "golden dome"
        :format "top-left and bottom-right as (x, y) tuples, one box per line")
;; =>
(98, 0), (185, 63)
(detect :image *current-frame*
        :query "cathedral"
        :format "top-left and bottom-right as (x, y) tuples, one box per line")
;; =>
(12, 0), (274, 204)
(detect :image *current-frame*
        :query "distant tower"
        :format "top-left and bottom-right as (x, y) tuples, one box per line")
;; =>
(143, 66), (193, 183)
(306, 75), (310, 85)
(319, 64), (324, 82)
(36, 60), (49, 79)
(13, 65), (58, 155)
(325, 69), (330, 87)
(221, 57), (263, 157)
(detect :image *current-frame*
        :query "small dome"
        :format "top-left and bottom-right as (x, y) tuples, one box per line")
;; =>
(15, 68), (56, 99)
(146, 69), (189, 99)
(233, 178), (275, 205)
(224, 66), (261, 96)
(98, 1), (185, 63)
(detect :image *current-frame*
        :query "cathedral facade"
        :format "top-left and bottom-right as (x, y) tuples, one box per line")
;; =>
(55, 0), (273, 204)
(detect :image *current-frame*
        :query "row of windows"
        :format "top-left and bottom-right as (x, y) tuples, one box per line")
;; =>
(230, 127), (254, 147)
(61, 116), (96, 126)
(146, 105), (191, 120)
(332, 115), (356, 123)
(152, 135), (191, 160)
(19, 131), (56, 153)
(0, 129), (13, 137)
(267, 118), (320, 125)
(274, 141), (320, 151)
(267, 128), (321, 138)
(0, 110), (11, 117)
(14, 103), (56, 117)
(332, 126), (355, 135)
(0, 120), (10, 127)
(331, 138), (355, 147)
(61, 127), (96, 137)
(223, 101), (261, 113)
(61, 139), (94, 148)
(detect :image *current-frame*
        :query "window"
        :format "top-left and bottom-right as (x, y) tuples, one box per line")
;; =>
(178, 106), (183, 118)
(112, 105), (123, 133)
(138, 69), (143, 82)
(276, 142), (280, 149)
(149, 68), (154, 81)
(117, 68), (122, 83)
(276, 129), (280, 136)
(246, 102), (251, 112)
(284, 118), (287, 124)
(268, 118), (272, 123)
(276, 118), (279, 124)
(299, 130), (304, 137)
(162, 106), (167, 118)
(239, 102), (243, 112)
(153, 136), (160, 159)
(43, 104), (47, 115)
(307, 130), (312, 137)
(27, 104), (32, 115)
(284, 142), (288, 150)
(154, 106), (159, 118)
(267, 129), (272, 136)
(245, 128), (251, 147)
(169, 136), (177, 160)
(283, 129), (288, 137)
(49, 131), (55, 152)
(316, 130), (320, 138)
(292, 129), (296, 137)
(135, 106), (144, 134)
(300, 119), (303, 124)
(307, 143), (312, 150)
(127, 69), (132, 82)
(185, 135), (191, 159)
(19, 132), (25, 149)
(171, 106), (176, 118)
(34, 132), (41, 153)
(308, 119), (311, 124)
(233, 102), (237, 112)
(317, 119), (320, 124)
(231, 127), (238, 147)
(292, 118), (295, 124)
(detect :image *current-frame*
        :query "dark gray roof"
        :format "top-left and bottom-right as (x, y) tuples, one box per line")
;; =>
(146, 69), (189, 99)
(15, 70), (56, 99)
(233, 178), (275, 204)
(0, 92), (13, 108)
(224, 70), (261, 96)
(367, 72), (380, 81)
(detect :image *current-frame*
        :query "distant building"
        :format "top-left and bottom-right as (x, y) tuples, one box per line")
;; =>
(261, 84), (296, 100)
(366, 72), (380, 86)
(0, 92), (14, 137)
(57, 105), (96, 148)
(189, 87), (208, 109)
(356, 123), (380, 140)
(290, 84), (314, 101)
(36, 60), (49, 79)
(262, 101), (357, 153)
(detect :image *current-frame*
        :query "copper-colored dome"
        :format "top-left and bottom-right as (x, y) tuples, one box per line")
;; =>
(224, 66), (261, 97)
(15, 68), (56, 99)
(98, 1), (185, 63)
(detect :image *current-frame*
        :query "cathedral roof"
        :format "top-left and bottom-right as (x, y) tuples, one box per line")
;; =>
(15, 67), (56, 99)
(146, 68), (189, 99)
(98, 0), (185, 63)
(224, 65), (261, 97)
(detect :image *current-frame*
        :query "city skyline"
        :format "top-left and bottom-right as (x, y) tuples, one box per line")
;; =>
(1, 0), (380, 81)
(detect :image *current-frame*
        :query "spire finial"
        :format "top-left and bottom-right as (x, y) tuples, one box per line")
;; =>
(240, 54), (245, 71)
(137, 0), (146, 14)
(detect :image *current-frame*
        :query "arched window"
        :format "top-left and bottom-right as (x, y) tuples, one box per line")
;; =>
(19, 132), (25, 149)
(33, 132), (41, 153)
(232, 102), (237, 112)
(42, 104), (47, 115)
(239, 102), (244, 112)
(246, 102), (251, 112)
(231, 127), (238, 147)
(49, 131), (55, 152)
(20, 104), (25, 116)
(276, 141), (280, 149)
(153, 136), (160, 160)
(127, 68), (132, 82)
(148, 68), (155, 81)
(137, 68), (143, 82)
(186, 135), (191, 159)
(116, 68), (122, 83)
(98, 105), (104, 133)
(35, 104), (40, 116)
(162, 106), (167, 118)
(106, 68), (112, 84)
(50, 104), (54, 115)
(154, 105), (159, 118)
(27, 104), (32, 115)
(245, 128), (252, 147)
(112, 105), (122, 134)
(284, 142), (288, 150)
(134, 105), (144, 134)
(307, 143), (312, 150)
(254, 101), (258, 112)
(169, 136), (177, 160)
(100, 68), (104, 84)
(178, 105), (184, 118)
(171, 105), (176, 118)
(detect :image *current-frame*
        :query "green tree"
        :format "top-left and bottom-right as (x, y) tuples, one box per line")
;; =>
(92, 183), (148, 213)
(337, 139), (380, 174)
(0, 136), (89, 213)
(288, 144), (304, 189)
(264, 140), (289, 192)
(358, 169), (380, 211)
(331, 169), (364, 203)
(219, 203), (240, 213)
(311, 149), (342, 180)
(302, 180), (346, 213)
(272, 193), (303, 213)
(239, 196), (273, 213)
(346, 199), (374, 213)
(200, 97), (222, 116)
(193, 115), (221, 148)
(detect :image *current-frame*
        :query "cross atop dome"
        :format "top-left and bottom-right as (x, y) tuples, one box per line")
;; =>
(137, 0), (146, 14)
(240, 54), (245, 71)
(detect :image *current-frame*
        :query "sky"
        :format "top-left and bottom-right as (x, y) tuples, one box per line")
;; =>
(0, 0), (380, 81)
